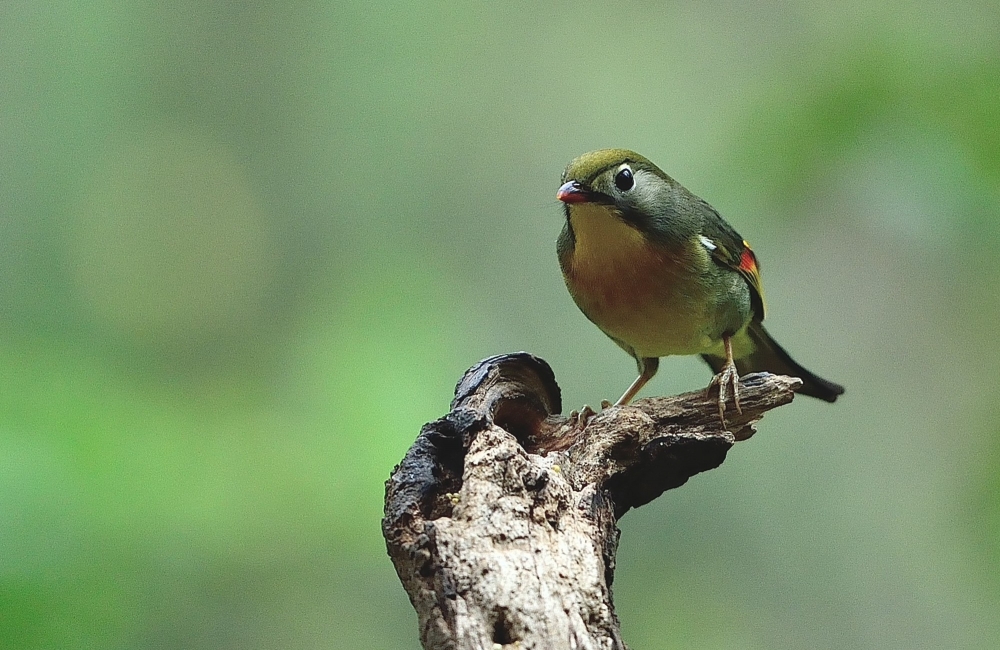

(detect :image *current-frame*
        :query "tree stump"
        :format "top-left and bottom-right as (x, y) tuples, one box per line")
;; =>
(383, 352), (801, 650)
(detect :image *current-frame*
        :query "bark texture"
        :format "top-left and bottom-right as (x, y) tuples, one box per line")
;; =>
(383, 353), (801, 650)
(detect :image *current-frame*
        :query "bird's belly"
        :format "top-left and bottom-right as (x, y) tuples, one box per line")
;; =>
(566, 247), (727, 358)
(582, 281), (718, 356)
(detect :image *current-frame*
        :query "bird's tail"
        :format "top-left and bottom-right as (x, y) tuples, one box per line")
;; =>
(702, 321), (844, 402)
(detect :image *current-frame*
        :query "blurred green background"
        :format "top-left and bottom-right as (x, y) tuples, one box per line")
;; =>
(2, 1), (999, 648)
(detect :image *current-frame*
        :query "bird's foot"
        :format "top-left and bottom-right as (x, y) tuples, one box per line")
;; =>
(563, 404), (598, 436)
(562, 400), (615, 436)
(706, 361), (742, 427)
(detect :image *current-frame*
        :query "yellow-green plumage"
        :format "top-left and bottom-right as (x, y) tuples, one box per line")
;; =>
(560, 204), (750, 359)
(556, 149), (843, 410)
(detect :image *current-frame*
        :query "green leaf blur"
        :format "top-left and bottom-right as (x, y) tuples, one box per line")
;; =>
(2, 2), (998, 648)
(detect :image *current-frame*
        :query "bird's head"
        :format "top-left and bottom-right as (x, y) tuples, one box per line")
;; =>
(557, 149), (696, 245)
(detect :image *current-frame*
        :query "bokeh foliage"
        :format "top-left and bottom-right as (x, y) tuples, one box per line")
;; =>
(2, 1), (999, 648)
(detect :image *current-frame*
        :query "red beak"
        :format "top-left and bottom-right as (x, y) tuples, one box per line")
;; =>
(556, 181), (593, 204)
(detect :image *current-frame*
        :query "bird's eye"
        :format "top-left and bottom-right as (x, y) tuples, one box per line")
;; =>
(614, 167), (634, 192)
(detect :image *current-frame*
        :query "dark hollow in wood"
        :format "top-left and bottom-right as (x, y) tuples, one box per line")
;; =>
(383, 352), (801, 649)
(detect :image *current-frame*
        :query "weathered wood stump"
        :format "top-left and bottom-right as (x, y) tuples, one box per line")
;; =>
(383, 352), (801, 650)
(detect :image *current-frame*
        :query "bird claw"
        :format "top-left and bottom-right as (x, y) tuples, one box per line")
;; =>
(707, 361), (742, 427)
(568, 404), (597, 424)
(563, 399), (616, 436)
(564, 404), (598, 435)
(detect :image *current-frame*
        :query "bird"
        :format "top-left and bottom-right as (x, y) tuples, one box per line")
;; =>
(556, 149), (843, 423)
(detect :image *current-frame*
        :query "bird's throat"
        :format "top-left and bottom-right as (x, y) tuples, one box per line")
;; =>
(566, 203), (648, 270)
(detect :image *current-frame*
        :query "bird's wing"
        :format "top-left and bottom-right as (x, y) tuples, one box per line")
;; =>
(698, 202), (766, 321)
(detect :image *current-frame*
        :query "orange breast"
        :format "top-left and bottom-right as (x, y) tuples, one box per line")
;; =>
(562, 204), (715, 357)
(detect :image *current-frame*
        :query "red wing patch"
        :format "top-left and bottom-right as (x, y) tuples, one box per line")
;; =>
(737, 240), (766, 320)
(739, 246), (758, 274)
(705, 236), (767, 321)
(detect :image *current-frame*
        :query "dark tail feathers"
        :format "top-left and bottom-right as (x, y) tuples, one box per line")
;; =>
(701, 322), (844, 402)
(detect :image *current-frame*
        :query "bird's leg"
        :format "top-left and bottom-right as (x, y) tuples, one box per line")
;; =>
(707, 335), (742, 425)
(562, 357), (658, 439)
(614, 357), (659, 406)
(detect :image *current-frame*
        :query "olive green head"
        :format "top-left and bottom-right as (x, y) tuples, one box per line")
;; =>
(557, 149), (699, 245)
(560, 149), (668, 187)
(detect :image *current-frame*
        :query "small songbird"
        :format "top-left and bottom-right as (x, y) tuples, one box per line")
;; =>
(556, 149), (843, 422)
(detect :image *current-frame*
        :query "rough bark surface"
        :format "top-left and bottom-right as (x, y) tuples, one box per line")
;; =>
(383, 353), (801, 650)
